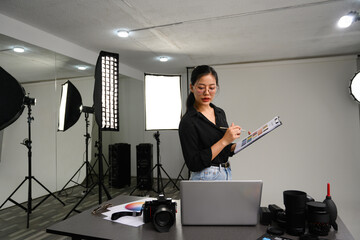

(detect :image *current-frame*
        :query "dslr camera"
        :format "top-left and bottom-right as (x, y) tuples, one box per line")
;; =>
(142, 194), (177, 232)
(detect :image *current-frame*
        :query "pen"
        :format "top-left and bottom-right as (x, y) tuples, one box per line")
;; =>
(220, 127), (251, 135)
(219, 127), (246, 131)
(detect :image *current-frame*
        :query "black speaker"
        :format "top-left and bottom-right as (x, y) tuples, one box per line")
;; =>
(109, 143), (131, 188)
(136, 143), (153, 190)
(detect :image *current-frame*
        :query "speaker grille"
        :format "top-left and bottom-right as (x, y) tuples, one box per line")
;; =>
(109, 143), (131, 188)
(136, 143), (153, 190)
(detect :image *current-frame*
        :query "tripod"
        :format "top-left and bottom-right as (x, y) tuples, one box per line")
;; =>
(90, 143), (110, 178)
(64, 127), (111, 219)
(0, 103), (65, 228)
(130, 131), (179, 195)
(174, 162), (189, 187)
(58, 112), (96, 195)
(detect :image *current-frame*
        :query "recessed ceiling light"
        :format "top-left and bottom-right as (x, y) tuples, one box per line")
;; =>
(159, 56), (169, 62)
(77, 66), (88, 71)
(13, 47), (25, 53)
(117, 30), (130, 38)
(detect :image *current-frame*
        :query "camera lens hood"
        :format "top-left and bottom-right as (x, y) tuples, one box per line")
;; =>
(284, 190), (307, 211)
(283, 190), (307, 236)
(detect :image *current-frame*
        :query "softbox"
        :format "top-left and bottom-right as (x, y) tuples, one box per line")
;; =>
(0, 67), (26, 130)
(58, 80), (83, 131)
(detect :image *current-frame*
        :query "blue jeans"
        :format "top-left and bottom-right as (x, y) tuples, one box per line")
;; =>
(190, 165), (232, 180)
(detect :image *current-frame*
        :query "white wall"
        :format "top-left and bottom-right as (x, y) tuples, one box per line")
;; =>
(212, 55), (360, 239)
(0, 77), (94, 208)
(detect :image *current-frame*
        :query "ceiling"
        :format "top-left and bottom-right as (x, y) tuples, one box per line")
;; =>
(0, 34), (94, 83)
(0, 0), (360, 76)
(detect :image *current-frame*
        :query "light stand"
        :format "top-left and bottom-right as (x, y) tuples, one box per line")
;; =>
(62, 50), (119, 218)
(96, 128), (111, 203)
(130, 131), (179, 195)
(0, 100), (65, 228)
(131, 73), (182, 195)
(153, 131), (179, 193)
(63, 126), (112, 219)
(174, 162), (188, 187)
(172, 68), (194, 185)
(58, 108), (97, 196)
(91, 142), (110, 178)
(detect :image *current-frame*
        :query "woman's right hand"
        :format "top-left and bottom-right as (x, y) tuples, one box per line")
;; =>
(223, 123), (241, 145)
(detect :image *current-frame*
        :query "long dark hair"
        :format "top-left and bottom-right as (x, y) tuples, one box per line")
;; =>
(186, 65), (219, 112)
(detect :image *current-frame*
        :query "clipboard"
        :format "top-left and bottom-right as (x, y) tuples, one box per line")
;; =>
(234, 116), (282, 154)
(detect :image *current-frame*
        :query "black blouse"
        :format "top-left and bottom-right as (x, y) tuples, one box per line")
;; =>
(178, 103), (233, 172)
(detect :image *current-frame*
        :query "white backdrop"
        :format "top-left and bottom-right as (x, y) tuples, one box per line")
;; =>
(108, 56), (360, 238)
(213, 55), (360, 238)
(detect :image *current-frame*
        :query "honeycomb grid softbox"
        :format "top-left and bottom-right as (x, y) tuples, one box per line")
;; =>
(93, 51), (119, 131)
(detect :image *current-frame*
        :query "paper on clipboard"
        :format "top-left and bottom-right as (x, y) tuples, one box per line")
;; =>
(234, 116), (282, 154)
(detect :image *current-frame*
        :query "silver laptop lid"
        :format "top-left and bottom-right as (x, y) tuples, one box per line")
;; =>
(180, 180), (263, 225)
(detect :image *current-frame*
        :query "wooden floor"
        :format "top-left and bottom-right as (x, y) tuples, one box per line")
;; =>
(0, 176), (181, 240)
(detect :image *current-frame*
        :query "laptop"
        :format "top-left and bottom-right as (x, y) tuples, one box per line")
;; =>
(180, 180), (263, 225)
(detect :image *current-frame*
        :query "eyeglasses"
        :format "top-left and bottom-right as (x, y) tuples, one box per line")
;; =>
(194, 84), (217, 94)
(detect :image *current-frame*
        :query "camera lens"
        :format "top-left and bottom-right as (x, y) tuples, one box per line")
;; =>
(152, 206), (175, 232)
(283, 190), (307, 236)
(155, 210), (171, 226)
(306, 201), (330, 236)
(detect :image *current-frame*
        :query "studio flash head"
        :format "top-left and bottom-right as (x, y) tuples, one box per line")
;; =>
(24, 95), (36, 106)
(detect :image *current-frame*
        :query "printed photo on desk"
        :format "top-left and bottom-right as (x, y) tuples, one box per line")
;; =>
(101, 198), (155, 227)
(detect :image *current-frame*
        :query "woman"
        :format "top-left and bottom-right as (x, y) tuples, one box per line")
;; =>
(178, 65), (242, 180)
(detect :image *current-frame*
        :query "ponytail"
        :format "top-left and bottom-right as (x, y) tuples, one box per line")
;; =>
(185, 92), (195, 113)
